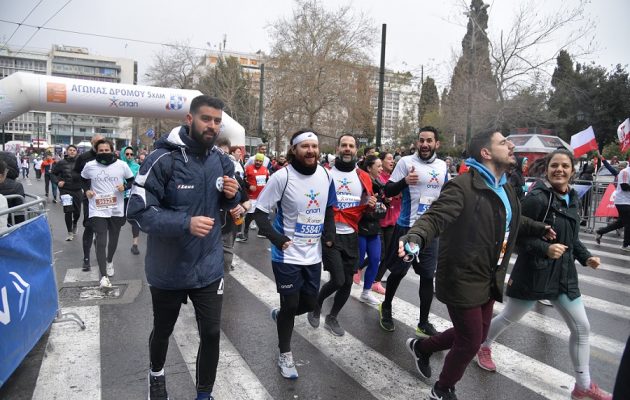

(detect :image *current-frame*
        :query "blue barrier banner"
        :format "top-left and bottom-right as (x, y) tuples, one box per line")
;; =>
(0, 215), (57, 387)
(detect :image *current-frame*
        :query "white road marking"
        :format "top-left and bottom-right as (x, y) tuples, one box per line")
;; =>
(32, 306), (100, 400)
(173, 302), (274, 400)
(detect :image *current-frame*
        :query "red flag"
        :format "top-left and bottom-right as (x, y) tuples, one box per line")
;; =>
(570, 126), (598, 158)
(594, 184), (619, 218)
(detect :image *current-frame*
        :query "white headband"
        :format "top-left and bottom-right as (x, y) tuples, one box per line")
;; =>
(292, 131), (318, 146)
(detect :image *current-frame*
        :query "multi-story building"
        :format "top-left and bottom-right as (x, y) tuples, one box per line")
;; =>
(369, 70), (421, 147)
(0, 44), (137, 150)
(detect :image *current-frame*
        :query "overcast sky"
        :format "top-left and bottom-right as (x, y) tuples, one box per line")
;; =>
(0, 0), (627, 90)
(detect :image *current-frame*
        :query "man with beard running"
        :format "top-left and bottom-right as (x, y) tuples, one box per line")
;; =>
(254, 129), (336, 379)
(51, 145), (82, 241)
(127, 96), (240, 400)
(400, 130), (554, 400)
(307, 134), (377, 336)
(378, 127), (448, 336)
(74, 134), (104, 271)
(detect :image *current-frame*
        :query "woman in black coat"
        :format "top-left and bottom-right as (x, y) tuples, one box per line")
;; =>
(476, 149), (612, 400)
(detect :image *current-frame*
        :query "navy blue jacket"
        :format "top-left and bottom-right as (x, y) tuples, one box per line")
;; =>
(127, 126), (239, 290)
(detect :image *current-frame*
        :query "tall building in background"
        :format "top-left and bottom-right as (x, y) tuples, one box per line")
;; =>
(0, 44), (137, 150)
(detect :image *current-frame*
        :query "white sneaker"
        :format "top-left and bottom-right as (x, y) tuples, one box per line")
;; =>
(99, 276), (112, 290)
(250, 221), (257, 230)
(621, 246), (630, 252)
(359, 291), (380, 306)
(106, 261), (115, 277)
(65, 233), (74, 241)
(278, 352), (298, 379)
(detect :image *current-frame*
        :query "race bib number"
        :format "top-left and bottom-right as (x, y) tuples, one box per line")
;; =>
(337, 194), (361, 210)
(293, 212), (324, 245)
(417, 196), (436, 215)
(497, 231), (510, 265)
(95, 192), (117, 210)
(255, 175), (267, 186)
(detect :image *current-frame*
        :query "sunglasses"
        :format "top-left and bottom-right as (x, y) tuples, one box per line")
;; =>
(125, 153), (134, 156)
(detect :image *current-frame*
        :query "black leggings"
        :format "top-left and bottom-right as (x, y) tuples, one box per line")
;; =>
(89, 217), (125, 277)
(375, 225), (395, 281)
(318, 234), (358, 317)
(277, 291), (318, 353)
(82, 198), (94, 262)
(597, 204), (630, 247)
(382, 269), (434, 326)
(149, 280), (223, 393)
(61, 189), (81, 233)
(124, 198), (140, 238)
(244, 212), (255, 232)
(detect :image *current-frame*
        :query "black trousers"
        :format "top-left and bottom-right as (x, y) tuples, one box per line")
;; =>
(89, 216), (125, 277)
(597, 204), (630, 247)
(149, 280), (223, 394)
(60, 189), (81, 232)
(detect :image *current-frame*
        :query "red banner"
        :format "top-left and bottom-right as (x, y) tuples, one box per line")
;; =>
(594, 184), (619, 217)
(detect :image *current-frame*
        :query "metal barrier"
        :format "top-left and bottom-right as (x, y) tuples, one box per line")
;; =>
(578, 179), (617, 234)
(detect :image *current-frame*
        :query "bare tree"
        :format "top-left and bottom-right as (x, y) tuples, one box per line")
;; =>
(266, 0), (376, 141)
(489, 0), (595, 103)
(145, 40), (203, 89)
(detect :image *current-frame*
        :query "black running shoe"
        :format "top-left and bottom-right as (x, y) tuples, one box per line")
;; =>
(429, 382), (457, 400)
(131, 244), (140, 255)
(307, 308), (320, 328)
(416, 321), (439, 337)
(82, 259), (91, 272)
(148, 372), (169, 400)
(406, 338), (432, 378)
(378, 303), (395, 332)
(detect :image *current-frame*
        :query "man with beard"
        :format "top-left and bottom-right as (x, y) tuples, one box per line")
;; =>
(127, 95), (240, 400)
(378, 127), (448, 336)
(51, 145), (82, 241)
(307, 134), (377, 336)
(400, 130), (554, 400)
(74, 133), (104, 271)
(254, 129), (336, 379)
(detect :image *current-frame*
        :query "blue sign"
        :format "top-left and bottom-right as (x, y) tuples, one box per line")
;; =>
(145, 128), (155, 139)
(0, 215), (57, 387)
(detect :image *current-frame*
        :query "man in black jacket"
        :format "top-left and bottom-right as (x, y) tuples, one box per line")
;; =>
(0, 151), (25, 225)
(52, 145), (82, 241)
(400, 130), (554, 400)
(73, 134), (103, 270)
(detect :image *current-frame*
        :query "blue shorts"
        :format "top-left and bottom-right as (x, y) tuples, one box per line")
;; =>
(271, 261), (322, 296)
(384, 224), (438, 279)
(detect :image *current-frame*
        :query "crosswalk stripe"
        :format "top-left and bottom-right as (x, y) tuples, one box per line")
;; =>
(509, 254), (630, 277)
(231, 255), (433, 400)
(345, 286), (573, 400)
(32, 306), (101, 400)
(581, 243), (630, 261)
(505, 274), (630, 319)
(173, 303), (274, 400)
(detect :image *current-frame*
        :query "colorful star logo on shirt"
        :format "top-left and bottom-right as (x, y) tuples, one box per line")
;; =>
(305, 189), (320, 208)
(337, 177), (352, 192)
(428, 170), (440, 184)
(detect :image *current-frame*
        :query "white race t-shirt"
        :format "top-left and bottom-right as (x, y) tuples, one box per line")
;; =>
(614, 166), (630, 205)
(256, 164), (336, 265)
(81, 159), (134, 218)
(330, 167), (366, 234)
(390, 154), (449, 227)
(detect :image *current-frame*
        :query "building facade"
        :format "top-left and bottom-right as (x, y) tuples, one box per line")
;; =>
(0, 44), (137, 150)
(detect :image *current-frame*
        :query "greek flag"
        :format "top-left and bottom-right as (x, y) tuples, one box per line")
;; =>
(145, 128), (155, 139)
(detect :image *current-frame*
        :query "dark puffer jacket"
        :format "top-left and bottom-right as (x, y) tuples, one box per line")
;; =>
(506, 180), (592, 300)
(51, 155), (82, 191)
(127, 126), (239, 290)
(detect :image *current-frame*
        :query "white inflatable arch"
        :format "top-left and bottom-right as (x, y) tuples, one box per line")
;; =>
(0, 72), (245, 145)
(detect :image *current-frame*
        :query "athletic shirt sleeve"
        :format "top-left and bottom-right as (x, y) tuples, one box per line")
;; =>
(255, 169), (286, 213)
(389, 157), (408, 183)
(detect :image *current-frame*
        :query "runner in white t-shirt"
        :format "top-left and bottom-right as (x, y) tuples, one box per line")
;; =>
(254, 129), (336, 379)
(378, 127), (449, 336)
(81, 139), (134, 290)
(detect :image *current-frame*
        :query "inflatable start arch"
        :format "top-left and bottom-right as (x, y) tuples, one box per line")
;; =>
(0, 72), (245, 145)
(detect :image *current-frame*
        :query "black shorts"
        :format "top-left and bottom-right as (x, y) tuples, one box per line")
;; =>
(88, 216), (127, 232)
(322, 232), (359, 275)
(271, 261), (321, 296)
(384, 224), (438, 279)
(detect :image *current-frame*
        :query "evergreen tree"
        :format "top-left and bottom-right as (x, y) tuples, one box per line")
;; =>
(418, 77), (439, 127)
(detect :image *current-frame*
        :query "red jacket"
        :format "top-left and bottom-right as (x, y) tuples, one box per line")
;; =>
(333, 168), (373, 232)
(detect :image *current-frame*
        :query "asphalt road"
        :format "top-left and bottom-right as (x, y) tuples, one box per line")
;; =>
(1, 176), (628, 400)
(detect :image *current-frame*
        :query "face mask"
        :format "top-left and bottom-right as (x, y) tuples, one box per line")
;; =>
(95, 153), (116, 165)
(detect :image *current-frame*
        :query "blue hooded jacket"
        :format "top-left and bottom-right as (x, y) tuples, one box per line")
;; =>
(127, 125), (239, 290)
